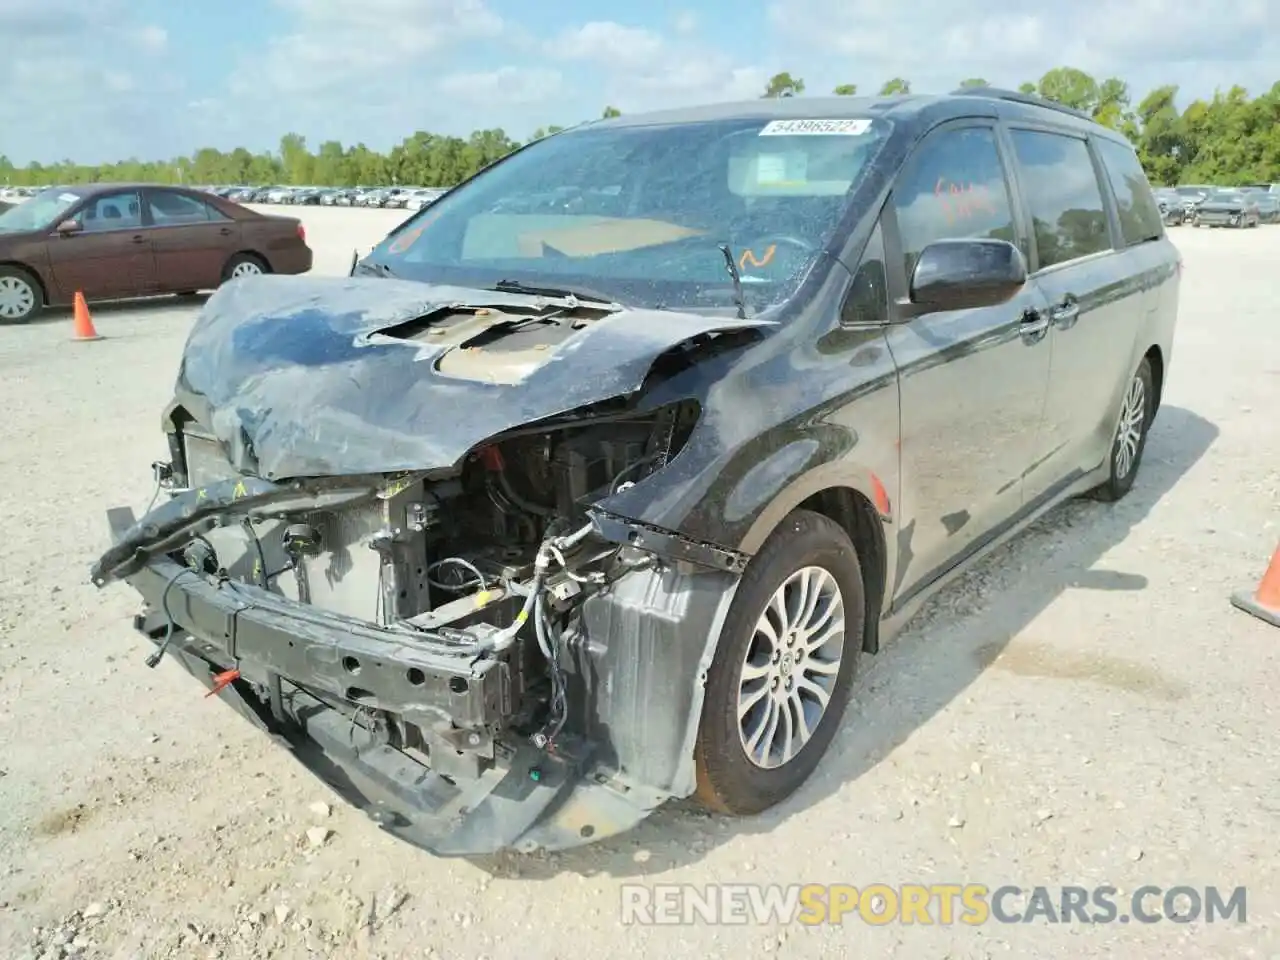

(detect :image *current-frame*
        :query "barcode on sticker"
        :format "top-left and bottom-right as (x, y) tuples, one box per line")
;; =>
(759, 118), (872, 136)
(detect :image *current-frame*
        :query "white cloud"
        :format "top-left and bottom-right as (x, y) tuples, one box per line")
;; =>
(436, 67), (566, 107)
(203, 0), (508, 151)
(2, 0), (1277, 165)
(551, 21), (768, 111)
(672, 11), (699, 35)
(766, 0), (1280, 101)
(136, 24), (168, 52)
(0, 0), (183, 163)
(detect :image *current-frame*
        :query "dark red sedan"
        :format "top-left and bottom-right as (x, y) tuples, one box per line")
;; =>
(0, 183), (313, 323)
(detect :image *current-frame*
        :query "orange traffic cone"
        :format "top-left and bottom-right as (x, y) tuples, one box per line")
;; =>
(1231, 542), (1280, 628)
(71, 291), (103, 342)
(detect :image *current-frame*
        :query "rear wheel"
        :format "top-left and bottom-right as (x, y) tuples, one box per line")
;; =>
(222, 253), (268, 283)
(0, 266), (42, 324)
(1088, 356), (1155, 503)
(694, 510), (864, 816)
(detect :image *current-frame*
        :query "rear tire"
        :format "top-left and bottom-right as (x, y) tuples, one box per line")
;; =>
(0, 266), (42, 325)
(693, 510), (864, 816)
(221, 253), (268, 283)
(1088, 356), (1155, 503)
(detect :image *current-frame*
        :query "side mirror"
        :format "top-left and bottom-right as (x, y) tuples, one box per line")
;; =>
(905, 238), (1027, 315)
(55, 219), (82, 235)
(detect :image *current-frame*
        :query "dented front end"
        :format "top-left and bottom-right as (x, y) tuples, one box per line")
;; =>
(90, 274), (765, 855)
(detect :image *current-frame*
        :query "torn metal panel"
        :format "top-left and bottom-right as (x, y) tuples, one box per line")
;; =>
(175, 273), (775, 480)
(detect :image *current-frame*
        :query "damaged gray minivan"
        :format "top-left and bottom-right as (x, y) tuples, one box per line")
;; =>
(92, 89), (1178, 856)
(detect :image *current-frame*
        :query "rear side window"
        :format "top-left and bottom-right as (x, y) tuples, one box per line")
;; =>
(148, 191), (230, 224)
(1009, 130), (1111, 269)
(892, 125), (1017, 280)
(1095, 138), (1164, 245)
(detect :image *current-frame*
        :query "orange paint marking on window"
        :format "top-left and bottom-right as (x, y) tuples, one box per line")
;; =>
(739, 244), (777, 270)
(935, 178), (999, 224)
(387, 212), (439, 254)
(388, 226), (423, 253)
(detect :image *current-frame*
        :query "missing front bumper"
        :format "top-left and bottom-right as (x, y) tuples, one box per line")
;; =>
(103, 504), (668, 855)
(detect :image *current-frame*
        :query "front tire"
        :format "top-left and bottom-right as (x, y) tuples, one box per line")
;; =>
(693, 510), (864, 816)
(1089, 356), (1155, 502)
(0, 266), (42, 325)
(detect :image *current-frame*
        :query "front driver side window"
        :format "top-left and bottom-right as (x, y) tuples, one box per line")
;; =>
(80, 191), (144, 232)
(892, 126), (1017, 280)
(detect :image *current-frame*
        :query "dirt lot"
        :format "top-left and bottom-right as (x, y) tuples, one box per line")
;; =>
(1, 207), (1278, 960)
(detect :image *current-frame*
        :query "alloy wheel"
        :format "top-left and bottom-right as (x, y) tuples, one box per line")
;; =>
(1115, 374), (1146, 480)
(737, 566), (845, 769)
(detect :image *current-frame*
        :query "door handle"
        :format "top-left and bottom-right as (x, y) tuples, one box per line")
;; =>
(219, 227), (232, 235)
(1050, 298), (1080, 330)
(130, 234), (146, 244)
(1019, 309), (1049, 343)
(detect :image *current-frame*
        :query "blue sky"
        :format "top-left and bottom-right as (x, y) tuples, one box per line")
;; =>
(3, 0), (1276, 165)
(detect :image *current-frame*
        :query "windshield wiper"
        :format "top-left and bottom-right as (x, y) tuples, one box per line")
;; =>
(353, 258), (397, 278)
(717, 243), (749, 320)
(489, 279), (620, 306)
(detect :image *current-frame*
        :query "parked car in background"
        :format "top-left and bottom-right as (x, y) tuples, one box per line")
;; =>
(1192, 188), (1260, 228)
(0, 183), (312, 323)
(1174, 184), (1213, 218)
(91, 89), (1178, 857)
(1153, 188), (1186, 225)
(1240, 187), (1280, 223)
(403, 188), (446, 210)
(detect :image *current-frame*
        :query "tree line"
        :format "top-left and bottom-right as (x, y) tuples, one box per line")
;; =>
(2, 68), (1278, 190)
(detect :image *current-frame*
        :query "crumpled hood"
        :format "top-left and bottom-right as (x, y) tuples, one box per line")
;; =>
(175, 273), (773, 480)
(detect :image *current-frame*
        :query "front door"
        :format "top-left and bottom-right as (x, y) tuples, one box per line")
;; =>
(144, 189), (240, 292)
(1003, 128), (1149, 495)
(880, 122), (1053, 602)
(46, 190), (158, 302)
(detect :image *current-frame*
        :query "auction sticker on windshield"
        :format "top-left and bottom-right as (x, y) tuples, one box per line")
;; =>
(58, 193), (79, 203)
(759, 119), (872, 136)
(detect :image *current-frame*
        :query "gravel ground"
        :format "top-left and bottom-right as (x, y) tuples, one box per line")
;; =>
(1, 208), (1278, 960)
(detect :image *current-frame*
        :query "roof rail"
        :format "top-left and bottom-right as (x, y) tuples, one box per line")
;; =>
(949, 86), (1094, 123)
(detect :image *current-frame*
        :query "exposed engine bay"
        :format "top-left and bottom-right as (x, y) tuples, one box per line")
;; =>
(88, 273), (774, 856)
(141, 399), (701, 780)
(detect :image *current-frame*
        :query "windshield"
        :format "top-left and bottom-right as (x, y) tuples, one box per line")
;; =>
(367, 115), (891, 311)
(1208, 190), (1242, 201)
(0, 187), (82, 234)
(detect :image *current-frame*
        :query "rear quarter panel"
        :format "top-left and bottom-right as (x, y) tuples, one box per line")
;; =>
(239, 218), (312, 275)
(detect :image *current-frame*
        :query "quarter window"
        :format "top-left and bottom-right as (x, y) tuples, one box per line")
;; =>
(841, 222), (888, 326)
(79, 191), (143, 232)
(1094, 138), (1164, 246)
(1009, 130), (1111, 268)
(892, 126), (1017, 280)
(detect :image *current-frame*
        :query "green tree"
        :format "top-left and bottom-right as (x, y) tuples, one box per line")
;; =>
(1036, 66), (1100, 112)
(762, 72), (805, 98)
(833, 84), (858, 95)
(958, 78), (989, 88)
(602, 105), (622, 118)
(6, 71), (1280, 192)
